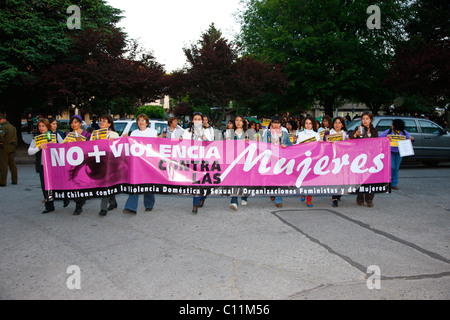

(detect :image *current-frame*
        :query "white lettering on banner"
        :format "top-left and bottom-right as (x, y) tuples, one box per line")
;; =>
(66, 147), (84, 166)
(220, 144), (385, 188)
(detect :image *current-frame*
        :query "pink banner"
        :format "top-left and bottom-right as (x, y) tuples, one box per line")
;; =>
(43, 137), (391, 200)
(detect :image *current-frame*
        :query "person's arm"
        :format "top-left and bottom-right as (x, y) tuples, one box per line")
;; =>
(28, 138), (39, 156)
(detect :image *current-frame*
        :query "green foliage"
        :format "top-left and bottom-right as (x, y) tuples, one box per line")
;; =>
(238, 0), (408, 114)
(134, 105), (165, 119)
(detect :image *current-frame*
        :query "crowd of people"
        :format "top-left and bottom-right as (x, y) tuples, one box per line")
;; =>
(17, 110), (416, 217)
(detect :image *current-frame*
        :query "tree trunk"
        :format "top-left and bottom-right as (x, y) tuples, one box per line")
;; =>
(323, 96), (335, 117)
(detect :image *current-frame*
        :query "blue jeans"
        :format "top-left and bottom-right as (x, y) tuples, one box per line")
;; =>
(193, 196), (207, 206)
(391, 152), (402, 187)
(231, 196), (248, 205)
(124, 193), (155, 211)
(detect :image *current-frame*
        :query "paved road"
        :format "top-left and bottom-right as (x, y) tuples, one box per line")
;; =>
(0, 138), (449, 301)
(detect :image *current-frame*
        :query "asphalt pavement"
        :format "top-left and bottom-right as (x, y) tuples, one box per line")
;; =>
(0, 134), (449, 301)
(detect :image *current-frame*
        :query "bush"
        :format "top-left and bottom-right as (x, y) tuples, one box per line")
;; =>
(134, 105), (165, 119)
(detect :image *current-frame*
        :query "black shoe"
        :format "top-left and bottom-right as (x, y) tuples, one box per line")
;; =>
(74, 203), (83, 215)
(42, 208), (54, 214)
(192, 205), (198, 214)
(63, 200), (70, 207)
(107, 204), (117, 211)
(332, 200), (338, 207)
(0, 184), (5, 187)
(12, 182), (17, 185)
(145, 208), (153, 212)
(99, 210), (107, 216)
(123, 209), (137, 214)
(198, 200), (204, 208)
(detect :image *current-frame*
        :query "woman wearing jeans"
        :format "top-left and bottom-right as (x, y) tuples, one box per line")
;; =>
(229, 116), (249, 211)
(182, 112), (213, 214)
(379, 119), (415, 190)
(261, 115), (292, 207)
(123, 114), (158, 214)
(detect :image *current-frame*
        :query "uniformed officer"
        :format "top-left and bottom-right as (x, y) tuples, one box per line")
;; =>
(0, 113), (18, 186)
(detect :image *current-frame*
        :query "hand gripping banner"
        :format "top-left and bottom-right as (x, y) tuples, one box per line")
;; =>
(43, 137), (391, 200)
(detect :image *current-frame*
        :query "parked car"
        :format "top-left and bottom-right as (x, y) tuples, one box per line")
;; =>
(347, 116), (450, 165)
(114, 118), (168, 137)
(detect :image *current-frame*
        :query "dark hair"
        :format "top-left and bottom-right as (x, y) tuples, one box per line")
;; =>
(361, 112), (375, 129)
(321, 115), (332, 129)
(248, 120), (256, 129)
(234, 115), (248, 131)
(100, 114), (115, 131)
(287, 119), (298, 131)
(48, 117), (56, 124)
(332, 117), (347, 132)
(302, 116), (318, 132)
(392, 119), (405, 132)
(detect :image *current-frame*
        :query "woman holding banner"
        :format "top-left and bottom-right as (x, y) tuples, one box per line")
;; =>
(296, 116), (321, 208)
(65, 115), (91, 215)
(92, 114), (119, 216)
(123, 114), (158, 215)
(324, 117), (348, 207)
(379, 119), (415, 190)
(28, 118), (63, 213)
(262, 115), (292, 208)
(351, 112), (378, 207)
(230, 116), (249, 211)
(182, 112), (213, 214)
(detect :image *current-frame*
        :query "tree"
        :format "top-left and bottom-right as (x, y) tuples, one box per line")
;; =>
(38, 27), (166, 117)
(0, 0), (124, 143)
(385, 0), (449, 111)
(165, 23), (288, 124)
(238, 0), (408, 115)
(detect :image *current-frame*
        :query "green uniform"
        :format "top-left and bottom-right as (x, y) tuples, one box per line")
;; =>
(0, 120), (18, 185)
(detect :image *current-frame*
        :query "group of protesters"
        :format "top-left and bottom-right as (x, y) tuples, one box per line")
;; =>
(27, 111), (414, 216)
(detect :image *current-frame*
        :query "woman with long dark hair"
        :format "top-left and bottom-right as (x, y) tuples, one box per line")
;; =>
(229, 116), (249, 211)
(93, 114), (120, 216)
(351, 112), (378, 207)
(182, 112), (213, 214)
(296, 116), (321, 208)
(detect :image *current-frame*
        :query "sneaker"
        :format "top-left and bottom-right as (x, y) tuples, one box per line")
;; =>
(145, 208), (153, 212)
(241, 200), (247, 206)
(230, 203), (237, 211)
(275, 203), (283, 208)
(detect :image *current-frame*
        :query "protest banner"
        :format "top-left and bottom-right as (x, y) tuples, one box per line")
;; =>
(43, 137), (391, 200)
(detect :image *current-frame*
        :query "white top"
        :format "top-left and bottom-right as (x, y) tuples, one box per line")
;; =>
(182, 126), (213, 141)
(167, 125), (185, 139)
(130, 127), (158, 138)
(296, 129), (321, 144)
(203, 126), (215, 141)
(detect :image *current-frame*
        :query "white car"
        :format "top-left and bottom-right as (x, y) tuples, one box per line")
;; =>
(113, 118), (168, 137)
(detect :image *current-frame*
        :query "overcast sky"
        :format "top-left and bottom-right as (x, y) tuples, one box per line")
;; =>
(105, 0), (244, 73)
